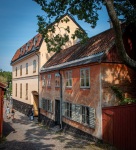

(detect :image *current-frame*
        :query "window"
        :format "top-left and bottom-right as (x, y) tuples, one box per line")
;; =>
(47, 74), (51, 87)
(20, 48), (23, 55)
(80, 68), (90, 88)
(15, 83), (17, 97)
(26, 63), (28, 74)
(26, 83), (28, 100)
(33, 37), (38, 46)
(65, 102), (72, 118)
(81, 106), (89, 125)
(63, 102), (95, 128)
(20, 65), (22, 76)
(42, 99), (52, 112)
(16, 67), (17, 76)
(20, 83), (22, 98)
(42, 75), (46, 87)
(66, 71), (72, 87)
(33, 60), (36, 73)
(26, 43), (29, 52)
(55, 73), (60, 87)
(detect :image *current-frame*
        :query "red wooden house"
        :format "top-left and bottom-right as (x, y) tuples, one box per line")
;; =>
(0, 82), (6, 138)
(39, 23), (136, 142)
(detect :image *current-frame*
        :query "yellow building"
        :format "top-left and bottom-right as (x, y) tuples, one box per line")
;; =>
(11, 14), (83, 116)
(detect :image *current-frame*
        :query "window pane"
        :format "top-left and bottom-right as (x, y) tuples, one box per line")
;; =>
(86, 69), (89, 78)
(86, 107), (89, 124)
(81, 79), (84, 86)
(81, 70), (84, 78)
(86, 78), (89, 86)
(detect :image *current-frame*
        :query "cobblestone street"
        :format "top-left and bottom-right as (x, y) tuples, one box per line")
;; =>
(0, 100), (113, 150)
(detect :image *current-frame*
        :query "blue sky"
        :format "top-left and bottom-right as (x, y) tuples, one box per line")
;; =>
(0, 0), (110, 72)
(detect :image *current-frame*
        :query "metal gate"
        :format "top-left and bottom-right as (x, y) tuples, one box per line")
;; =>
(102, 104), (136, 150)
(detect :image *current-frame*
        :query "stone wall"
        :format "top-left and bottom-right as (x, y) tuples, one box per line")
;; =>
(62, 122), (101, 142)
(39, 113), (55, 128)
(13, 99), (32, 115)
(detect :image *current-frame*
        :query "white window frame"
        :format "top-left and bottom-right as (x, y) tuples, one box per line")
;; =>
(26, 83), (28, 100)
(47, 74), (51, 87)
(55, 73), (60, 87)
(42, 75), (46, 87)
(81, 106), (89, 125)
(42, 98), (52, 113)
(80, 68), (90, 88)
(33, 60), (36, 73)
(20, 65), (22, 76)
(64, 102), (72, 119)
(26, 63), (28, 74)
(20, 83), (22, 98)
(66, 70), (72, 87)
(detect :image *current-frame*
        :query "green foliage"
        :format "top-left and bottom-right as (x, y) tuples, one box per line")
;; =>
(34, 0), (136, 53)
(114, 0), (136, 25)
(111, 86), (136, 105)
(0, 69), (12, 84)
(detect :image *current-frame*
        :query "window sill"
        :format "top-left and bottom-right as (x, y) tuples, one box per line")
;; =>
(80, 87), (90, 90)
(65, 86), (72, 89)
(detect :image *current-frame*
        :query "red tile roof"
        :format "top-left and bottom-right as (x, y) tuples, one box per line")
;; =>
(11, 33), (43, 64)
(43, 27), (117, 69)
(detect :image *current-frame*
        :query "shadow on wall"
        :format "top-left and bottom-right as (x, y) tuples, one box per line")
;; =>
(102, 63), (136, 107)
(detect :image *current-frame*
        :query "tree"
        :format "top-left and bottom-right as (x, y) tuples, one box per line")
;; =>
(34, 0), (136, 69)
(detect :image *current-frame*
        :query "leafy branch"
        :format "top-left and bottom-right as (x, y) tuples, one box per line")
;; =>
(111, 86), (136, 105)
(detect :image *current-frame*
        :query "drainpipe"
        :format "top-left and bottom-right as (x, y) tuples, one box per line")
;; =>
(99, 65), (102, 139)
(59, 70), (63, 129)
(35, 50), (40, 122)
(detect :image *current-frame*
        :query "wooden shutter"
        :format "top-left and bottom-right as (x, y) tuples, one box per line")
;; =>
(75, 105), (81, 123)
(62, 102), (65, 116)
(89, 107), (95, 128)
(72, 104), (76, 121)
(50, 101), (53, 112)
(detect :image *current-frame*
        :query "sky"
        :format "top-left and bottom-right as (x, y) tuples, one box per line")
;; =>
(0, 0), (110, 72)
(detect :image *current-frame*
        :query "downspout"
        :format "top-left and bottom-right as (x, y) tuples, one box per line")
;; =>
(35, 51), (40, 122)
(59, 70), (63, 129)
(99, 65), (102, 139)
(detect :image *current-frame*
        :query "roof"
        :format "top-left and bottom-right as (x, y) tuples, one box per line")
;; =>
(41, 26), (119, 73)
(11, 33), (43, 64)
(0, 82), (6, 89)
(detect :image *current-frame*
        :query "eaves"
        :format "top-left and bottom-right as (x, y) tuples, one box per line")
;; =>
(40, 52), (104, 73)
(10, 47), (39, 66)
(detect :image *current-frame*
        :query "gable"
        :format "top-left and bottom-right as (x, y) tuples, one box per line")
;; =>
(11, 14), (84, 66)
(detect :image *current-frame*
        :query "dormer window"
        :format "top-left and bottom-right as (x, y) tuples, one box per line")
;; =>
(26, 43), (30, 52)
(20, 48), (23, 55)
(33, 37), (38, 46)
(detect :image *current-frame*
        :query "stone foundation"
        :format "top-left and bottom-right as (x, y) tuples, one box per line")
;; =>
(39, 113), (100, 142)
(39, 114), (56, 128)
(12, 99), (32, 115)
(62, 122), (100, 142)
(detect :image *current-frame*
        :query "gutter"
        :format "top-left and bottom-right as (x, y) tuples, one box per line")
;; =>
(58, 70), (63, 129)
(41, 52), (104, 73)
(35, 51), (40, 122)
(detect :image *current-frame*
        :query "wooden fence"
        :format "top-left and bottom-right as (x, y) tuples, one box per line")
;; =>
(102, 104), (136, 150)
